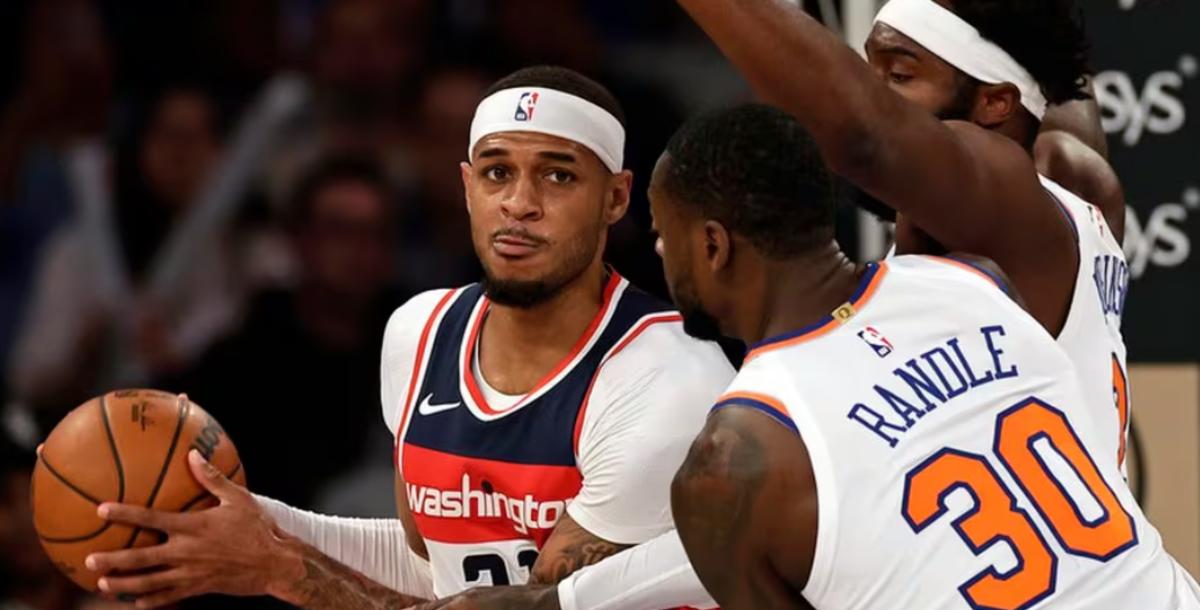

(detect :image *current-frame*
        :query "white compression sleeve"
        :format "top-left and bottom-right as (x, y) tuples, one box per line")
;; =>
(254, 494), (434, 598)
(557, 529), (717, 610)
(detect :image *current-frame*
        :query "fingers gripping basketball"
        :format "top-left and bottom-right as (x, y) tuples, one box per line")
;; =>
(31, 389), (245, 591)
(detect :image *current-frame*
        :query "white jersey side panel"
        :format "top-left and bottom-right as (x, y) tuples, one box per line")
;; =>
(1041, 175), (1132, 471)
(729, 256), (1196, 610)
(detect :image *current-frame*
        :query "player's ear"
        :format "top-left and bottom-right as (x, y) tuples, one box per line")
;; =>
(702, 220), (732, 273)
(604, 169), (634, 225)
(974, 82), (1021, 128)
(460, 162), (474, 214)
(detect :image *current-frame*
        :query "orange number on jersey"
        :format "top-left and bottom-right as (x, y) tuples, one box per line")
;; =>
(1112, 355), (1130, 469)
(995, 399), (1138, 560)
(903, 450), (1056, 610)
(902, 397), (1138, 610)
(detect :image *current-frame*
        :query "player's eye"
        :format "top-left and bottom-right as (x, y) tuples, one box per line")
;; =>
(888, 71), (914, 84)
(545, 169), (575, 184)
(483, 166), (510, 181)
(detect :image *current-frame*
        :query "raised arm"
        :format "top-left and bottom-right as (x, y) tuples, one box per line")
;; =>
(676, 0), (1075, 329)
(672, 405), (818, 610)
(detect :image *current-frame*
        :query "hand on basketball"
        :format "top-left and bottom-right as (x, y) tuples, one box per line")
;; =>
(85, 450), (301, 608)
(404, 585), (560, 610)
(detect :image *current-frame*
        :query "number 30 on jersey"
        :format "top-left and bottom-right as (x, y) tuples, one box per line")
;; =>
(902, 397), (1138, 610)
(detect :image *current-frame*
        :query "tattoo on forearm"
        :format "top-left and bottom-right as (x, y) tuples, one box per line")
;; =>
(673, 416), (773, 607)
(529, 537), (626, 585)
(289, 545), (428, 610)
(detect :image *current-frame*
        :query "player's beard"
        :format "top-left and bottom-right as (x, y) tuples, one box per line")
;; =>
(935, 78), (979, 122)
(670, 276), (725, 342)
(480, 227), (601, 309)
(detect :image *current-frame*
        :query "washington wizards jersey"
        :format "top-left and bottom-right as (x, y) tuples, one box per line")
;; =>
(723, 256), (1197, 609)
(385, 273), (733, 597)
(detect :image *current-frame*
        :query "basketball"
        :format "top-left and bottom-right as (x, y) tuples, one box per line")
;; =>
(30, 389), (245, 592)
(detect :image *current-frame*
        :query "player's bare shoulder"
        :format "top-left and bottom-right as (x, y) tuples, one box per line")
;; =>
(1034, 129), (1126, 240)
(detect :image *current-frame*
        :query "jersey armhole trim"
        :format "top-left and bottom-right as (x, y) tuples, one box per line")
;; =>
(393, 288), (462, 468)
(1047, 187), (1080, 243)
(711, 392), (799, 436)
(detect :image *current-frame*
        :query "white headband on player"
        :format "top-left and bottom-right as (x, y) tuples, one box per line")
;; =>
(874, 0), (1048, 120)
(468, 87), (626, 173)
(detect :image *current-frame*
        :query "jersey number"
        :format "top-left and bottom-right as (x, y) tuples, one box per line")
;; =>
(462, 549), (539, 586)
(1112, 354), (1130, 469)
(902, 397), (1138, 610)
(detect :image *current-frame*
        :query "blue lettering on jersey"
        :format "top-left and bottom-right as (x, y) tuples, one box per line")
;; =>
(847, 325), (1019, 448)
(1093, 254), (1129, 319)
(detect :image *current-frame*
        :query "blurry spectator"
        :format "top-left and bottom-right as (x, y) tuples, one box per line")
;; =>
(0, 0), (113, 377)
(168, 155), (403, 512)
(0, 434), (76, 610)
(6, 84), (259, 415)
(267, 0), (434, 199)
(394, 64), (490, 290)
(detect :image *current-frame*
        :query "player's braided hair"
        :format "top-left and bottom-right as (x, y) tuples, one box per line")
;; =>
(948, 0), (1092, 105)
(661, 104), (837, 260)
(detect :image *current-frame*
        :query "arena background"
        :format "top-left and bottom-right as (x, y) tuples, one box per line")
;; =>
(0, 0), (1194, 608)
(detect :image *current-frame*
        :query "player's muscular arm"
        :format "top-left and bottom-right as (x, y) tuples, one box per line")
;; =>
(529, 514), (629, 585)
(677, 0), (1076, 329)
(277, 541), (429, 610)
(672, 407), (818, 610)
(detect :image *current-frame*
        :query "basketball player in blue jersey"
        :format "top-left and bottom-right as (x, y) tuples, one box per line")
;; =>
(678, 0), (1135, 475)
(82, 66), (734, 609)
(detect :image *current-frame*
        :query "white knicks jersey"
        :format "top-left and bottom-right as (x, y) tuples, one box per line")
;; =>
(723, 256), (1198, 610)
(1042, 176), (1133, 472)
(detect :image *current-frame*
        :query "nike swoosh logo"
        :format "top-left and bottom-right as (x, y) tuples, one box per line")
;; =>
(417, 395), (461, 416)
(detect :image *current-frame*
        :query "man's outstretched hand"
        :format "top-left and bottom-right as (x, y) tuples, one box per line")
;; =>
(86, 449), (304, 608)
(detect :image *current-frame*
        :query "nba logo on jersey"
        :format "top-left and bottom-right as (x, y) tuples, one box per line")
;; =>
(514, 91), (540, 121)
(857, 326), (894, 358)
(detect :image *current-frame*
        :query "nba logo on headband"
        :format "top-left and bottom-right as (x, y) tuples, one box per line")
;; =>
(514, 92), (540, 121)
(471, 87), (626, 172)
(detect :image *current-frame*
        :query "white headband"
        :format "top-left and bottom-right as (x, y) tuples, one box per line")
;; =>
(468, 87), (626, 173)
(875, 0), (1048, 120)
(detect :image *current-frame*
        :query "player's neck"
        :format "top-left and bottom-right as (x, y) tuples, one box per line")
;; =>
(742, 245), (865, 344)
(477, 264), (609, 394)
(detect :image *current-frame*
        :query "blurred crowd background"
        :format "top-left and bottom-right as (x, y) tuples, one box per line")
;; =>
(0, 1), (774, 607)
(1, 0), (1197, 609)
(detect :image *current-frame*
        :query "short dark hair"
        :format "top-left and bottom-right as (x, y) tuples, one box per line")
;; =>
(660, 104), (836, 259)
(288, 155), (392, 228)
(483, 65), (626, 127)
(949, 0), (1091, 105)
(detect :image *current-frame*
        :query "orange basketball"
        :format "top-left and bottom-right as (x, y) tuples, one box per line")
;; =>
(30, 389), (245, 591)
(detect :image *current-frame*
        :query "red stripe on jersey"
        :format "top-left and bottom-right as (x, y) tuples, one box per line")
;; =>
(401, 444), (583, 546)
(463, 273), (624, 416)
(394, 289), (461, 466)
(572, 313), (684, 456)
